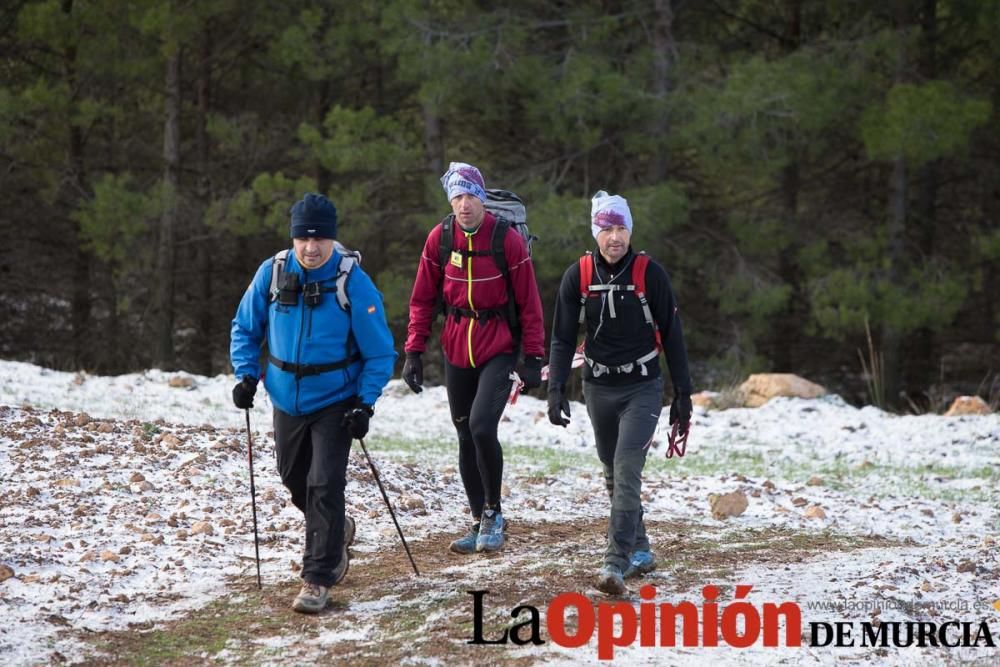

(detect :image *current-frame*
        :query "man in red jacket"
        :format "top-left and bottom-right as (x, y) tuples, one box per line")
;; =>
(402, 162), (545, 554)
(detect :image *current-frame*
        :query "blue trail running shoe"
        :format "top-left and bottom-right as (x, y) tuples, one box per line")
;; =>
(623, 550), (656, 579)
(475, 509), (506, 552)
(596, 564), (626, 596)
(449, 523), (480, 554)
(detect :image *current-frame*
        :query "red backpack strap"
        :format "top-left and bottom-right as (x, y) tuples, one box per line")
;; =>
(632, 252), (662, 351)
(578, 252), (593, 324)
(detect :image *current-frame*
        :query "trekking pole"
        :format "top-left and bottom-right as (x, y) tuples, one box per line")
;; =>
(244, 409), (262, 589)
(357, 438), (420, 576)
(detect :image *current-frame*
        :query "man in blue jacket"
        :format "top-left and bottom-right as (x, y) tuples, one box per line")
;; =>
(230, 193), (396, 614)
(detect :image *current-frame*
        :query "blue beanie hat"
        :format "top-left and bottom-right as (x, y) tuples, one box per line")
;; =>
(289, 193), (338, 239)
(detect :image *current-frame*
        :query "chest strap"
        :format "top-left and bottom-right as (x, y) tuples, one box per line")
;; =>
(583, 283), (637, 319)
(444, 303), (507, 322)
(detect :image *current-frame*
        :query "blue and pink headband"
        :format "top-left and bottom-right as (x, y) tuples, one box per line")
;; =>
(441, 162), (487, 203)
(591, 190), (633, 239)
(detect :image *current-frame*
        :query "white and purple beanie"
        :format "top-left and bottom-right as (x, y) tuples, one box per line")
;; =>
(441, 162), (487, 203)
(590, 190), (633, 239)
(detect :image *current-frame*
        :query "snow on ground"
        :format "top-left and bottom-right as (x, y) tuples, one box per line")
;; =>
(1, 360), (999, 665)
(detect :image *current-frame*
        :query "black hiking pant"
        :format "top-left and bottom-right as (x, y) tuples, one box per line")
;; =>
(583, 376), (662, 570)
(273, 398), (353, 588)
(444, 352), (515, 521)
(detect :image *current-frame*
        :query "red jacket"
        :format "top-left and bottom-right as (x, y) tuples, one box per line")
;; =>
(406, 212), (545, 367)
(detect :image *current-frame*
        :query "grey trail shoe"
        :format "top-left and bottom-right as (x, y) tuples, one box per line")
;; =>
(596, 564), (626, 596)
(332, 516), (355, 584)
(344, 515), (356, 547)
(292, 582), (329, 614)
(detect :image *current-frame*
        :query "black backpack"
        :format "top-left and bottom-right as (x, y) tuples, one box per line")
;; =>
(436, 189), (537, 345)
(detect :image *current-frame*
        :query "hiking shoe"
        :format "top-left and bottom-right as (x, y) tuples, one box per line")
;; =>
(292, 582), (329, 614)
(475, 509), (505, 552)
(344, 515), (356, 546)
(449, 523), (479, 554)
(331, 547), (350, 585)
(623, 550), (656, 579)
(596, 564), (626, 596)
(331, 516), (354, 585)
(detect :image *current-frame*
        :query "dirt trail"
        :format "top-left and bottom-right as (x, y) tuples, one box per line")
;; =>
(80, 518), (894, 665)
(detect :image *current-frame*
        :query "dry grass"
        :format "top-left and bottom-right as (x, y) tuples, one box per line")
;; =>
(857, 318), (886, 410)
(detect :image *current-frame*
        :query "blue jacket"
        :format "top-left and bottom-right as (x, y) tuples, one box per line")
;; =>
(230, 248), (396, 416)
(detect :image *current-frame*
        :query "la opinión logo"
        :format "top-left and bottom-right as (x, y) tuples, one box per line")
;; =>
(468, 584), (802, 660)
(467, 587), (999, 659)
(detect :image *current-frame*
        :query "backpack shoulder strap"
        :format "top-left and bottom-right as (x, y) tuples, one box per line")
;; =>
(632, 252), (649, 293)
(268, 249), (291, 303)
(491, 217), (520, 347)
(433, 215), (454, 320)
(333, 242), (360, 312)
(578, 252), (593, 324)
(490, 216), (512, 277)
(631, 252), (662, 351)
(438, 215), (454, 272)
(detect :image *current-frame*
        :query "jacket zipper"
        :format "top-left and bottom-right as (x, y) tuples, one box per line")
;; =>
(295, 267), (307, 413)
(465, 231), (476, 367)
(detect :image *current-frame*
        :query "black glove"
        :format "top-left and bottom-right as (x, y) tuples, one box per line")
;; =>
(520, 356), (543, 391)
(343, 401), (374, 440)
(402, 352), (423, 394)
(547, 386), (571, 427)
(232, 376), (257, 409)
(669, 393), (692, 435)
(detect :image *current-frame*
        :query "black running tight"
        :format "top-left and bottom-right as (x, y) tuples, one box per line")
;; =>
(444, 353), (515, 518)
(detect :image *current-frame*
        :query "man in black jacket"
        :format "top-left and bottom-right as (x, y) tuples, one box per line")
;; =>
(547, 190), (692, 595)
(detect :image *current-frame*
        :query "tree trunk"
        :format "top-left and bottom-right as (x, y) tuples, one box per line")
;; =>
(154, 48), (180, 370)
(422, 98), (444, 177)
(772, 0), (803, 371)
(194, 30), (214, 375)
(881, 0), (912, 407)
(648, 0), (675, 183)
(882, 155), (907, 407)
(909, 0), (940, 392)
(315, 79), (332, 193)
(421, 27), (444, 178)
(775, 162), (801, 371)
(61, 0), (93, 370)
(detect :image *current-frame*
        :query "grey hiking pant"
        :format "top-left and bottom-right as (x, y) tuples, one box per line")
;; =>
(583, 376), (663, 570)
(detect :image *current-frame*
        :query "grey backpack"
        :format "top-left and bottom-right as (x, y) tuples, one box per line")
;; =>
(267, 242), (361, 311)
(485, 189), (536, 256)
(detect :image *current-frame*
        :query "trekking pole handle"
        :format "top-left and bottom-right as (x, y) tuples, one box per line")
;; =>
(508, 371), (524, 405)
